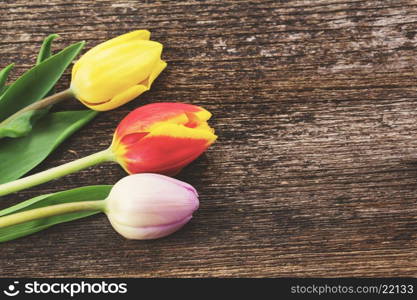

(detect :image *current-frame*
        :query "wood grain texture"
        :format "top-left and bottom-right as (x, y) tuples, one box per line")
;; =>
(1, 0), (417, 277)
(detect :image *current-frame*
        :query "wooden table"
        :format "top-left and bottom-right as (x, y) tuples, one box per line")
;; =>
(0, 0), (416, 277)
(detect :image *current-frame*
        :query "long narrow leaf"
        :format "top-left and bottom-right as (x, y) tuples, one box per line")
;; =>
(0, 110), (98, 184)
(0, 34), (63, 138)
(36, 34), (59, 65)
(0, 64), (14, 96)
(0, 41), (84, 122)
(0, 185), (112, 242)
(37, 33), (59, 98)
(0, 64), (14, 89)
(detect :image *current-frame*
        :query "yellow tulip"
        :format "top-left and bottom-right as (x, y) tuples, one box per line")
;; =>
(71, 30), (167, 111)
(1, 31), (167, 132)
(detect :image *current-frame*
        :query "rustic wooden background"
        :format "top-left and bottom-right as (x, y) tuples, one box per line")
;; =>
(0, 0), (417, 277)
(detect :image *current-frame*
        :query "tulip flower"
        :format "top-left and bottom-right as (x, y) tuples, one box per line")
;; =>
(0, 174), (199, 240)
(70, 30), (166, 111)
(0, 103), (217, 197)
(3, 30), (166, 123)
(112, 102), (216, 175)
(106, 174), (199, 239)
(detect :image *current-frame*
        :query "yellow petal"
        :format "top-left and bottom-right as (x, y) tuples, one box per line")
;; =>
(72, 40), (163, 103)
(146, 123), (217, 145)
(145, 59), (167, 88)
(81, 58), (167, 111)
(72, 30), (151, 79)
(83, 84), (148, 111)
(194, 109), (212, 122)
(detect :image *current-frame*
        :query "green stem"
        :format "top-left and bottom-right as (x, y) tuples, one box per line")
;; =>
(0, 148), (115, 197)
(0, 200), (106, 228)
(0, 88), (74, 127)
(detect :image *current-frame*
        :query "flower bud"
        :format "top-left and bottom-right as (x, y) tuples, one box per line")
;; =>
(111, 102), (217, 176)
(71, 30), (167, 111)
(105, 173), (199, 240)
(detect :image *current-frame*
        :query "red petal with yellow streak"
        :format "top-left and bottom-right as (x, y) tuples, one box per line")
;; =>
(121, 123), (217, 176)
(115, 103), (209, 139)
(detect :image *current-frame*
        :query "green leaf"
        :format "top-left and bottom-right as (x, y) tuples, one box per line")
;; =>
(0, 185), (112, 243)
(0, 110), (98, 184)
(37, 34), (59, 99)
(0, 35), (74, 139)
(0, 64), (14, 89)
(0, 41), (84, 122)
(0, 85), (8, 96)
(0, 64), (14, 95)
(0, 108), (50, 138)
(36, 34), (59, 65)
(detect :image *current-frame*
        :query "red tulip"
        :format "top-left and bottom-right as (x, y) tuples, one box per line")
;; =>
(111, 103), (217, 175)
(0, 103), (217, 196)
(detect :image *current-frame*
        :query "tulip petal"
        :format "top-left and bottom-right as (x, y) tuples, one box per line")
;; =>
(106, 173), (199, 227)
(108, 215), (192, 240)
(146, 59), (167, 88)
(120, 123), (217, 175)
(115, 103), (209, 138)
(148, 123), (217, 142)
(105, 173), (199, 240)
(72, 40), (164, 104)
(83, 84), (148, 111)
(71, 30), (150, 79)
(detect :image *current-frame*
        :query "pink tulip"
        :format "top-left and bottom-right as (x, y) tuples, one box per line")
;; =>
(106, 174), (199, 239)
(0, 173), (199, 241)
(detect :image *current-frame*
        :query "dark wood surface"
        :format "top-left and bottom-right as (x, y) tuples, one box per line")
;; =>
(0, 0), (417, 277)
